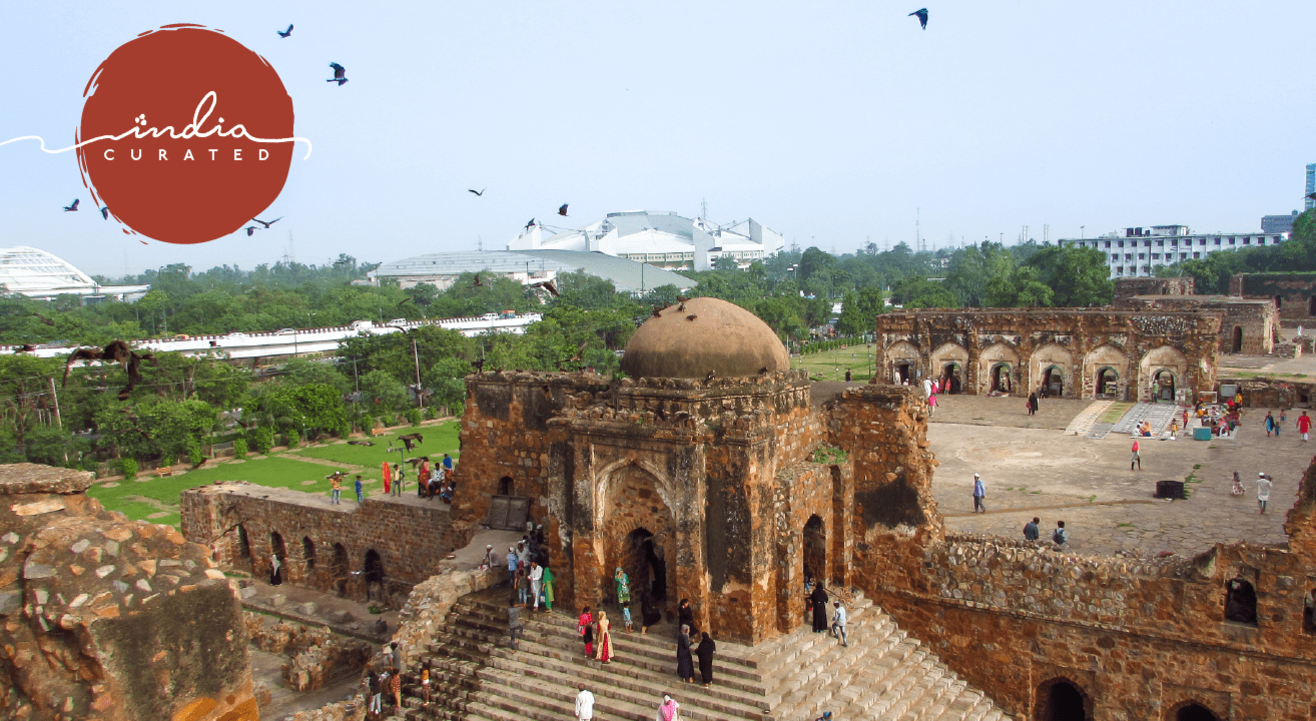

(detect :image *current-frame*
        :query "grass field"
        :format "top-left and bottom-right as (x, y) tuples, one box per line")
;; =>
(792, 344), (877, 382)
(86, 420), (462, 528)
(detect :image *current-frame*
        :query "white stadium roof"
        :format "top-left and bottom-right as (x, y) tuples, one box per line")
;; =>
(0, 246), (148, 300)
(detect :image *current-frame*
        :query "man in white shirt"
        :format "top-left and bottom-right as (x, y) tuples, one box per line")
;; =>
(1257, 472), (1273, 514)
(575, 684), (595, 721)
(830, 600), (848, 647)
(528, 561), (544, 610)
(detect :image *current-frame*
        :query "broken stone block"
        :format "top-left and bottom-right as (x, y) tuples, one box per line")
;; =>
(268, 593), (287, 607)
(239, 586), (258, 599)
(297, 602), (317, 616)
(327, 610), (353, 624)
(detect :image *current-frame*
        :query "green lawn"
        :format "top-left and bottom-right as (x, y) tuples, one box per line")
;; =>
(291, 421), (461, 467)
(85, 420), (463, 528)
(793, 344), (877, 382)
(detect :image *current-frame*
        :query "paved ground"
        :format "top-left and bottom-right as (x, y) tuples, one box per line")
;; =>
(929, 394), (1315, 557)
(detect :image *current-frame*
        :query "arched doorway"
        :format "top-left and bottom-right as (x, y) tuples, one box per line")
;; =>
(895, 362), (912, 385)
(1096, 368), (1118, 397)
(1173, 702), (1221, 721)
(990, 363), (1012, 393)
(332, 543), (349, 596)
(1304, 584), (1316, 634)
(1224, 578), (1257, 625)
(622, 528), (667, 603)
(363, 550), (385, 602)
(1035, 678), (1090, 721)
(1231, 326), (1243, 353)
(236, 525), (251, 563)
(497, 476), (514, 495)
(1275, 294), (1282, 309)
(942, 363), (962, 394)
(1309, 296), (1316, 316)
(1043, 366), (1064, 397)
(803, 515), (827, 586)
(1154, 370), (1176, 402)
(270, 532), (286, 586)
(302, 537), (316, 572)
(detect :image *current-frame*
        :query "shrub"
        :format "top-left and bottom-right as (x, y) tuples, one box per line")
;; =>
(286, 429), (301, 448)
(161, 455), (176, 469)
(407, 409), (423, 426)
(119, 458), (138, 479)
(187, 439), (204, 466)
(233, 438), (248, 459)
(251, 427), (274, 454)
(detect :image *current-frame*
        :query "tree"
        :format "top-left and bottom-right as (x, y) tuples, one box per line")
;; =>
(1026, 246), (1113, 306)
(359, 370), (410, 413)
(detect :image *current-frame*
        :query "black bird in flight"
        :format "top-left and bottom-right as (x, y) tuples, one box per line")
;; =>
(277, 24), (293, 38)
(1306, 192), (1316, 202)
(328, 62), (348, 86)
(530, 280), (559, 297)
(472, 274), (484, 288)
(252, 217), (282, 228)
(63, 199), (79, 212)
(468, 188), (486, 196)
(245, 227), (258, 237)
(909, 8), (928, 29)
(397, 433), (423, 451)
(525, 218), (536, 231)
(61, 339), (157, 400)
(100, 207), (109, 220)
(558, 204), (569, 217)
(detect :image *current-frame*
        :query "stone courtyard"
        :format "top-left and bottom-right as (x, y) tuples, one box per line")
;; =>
(927, 394), (1315, 557)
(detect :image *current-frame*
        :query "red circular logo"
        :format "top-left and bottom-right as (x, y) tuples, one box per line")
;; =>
(77, 25), (295, 245)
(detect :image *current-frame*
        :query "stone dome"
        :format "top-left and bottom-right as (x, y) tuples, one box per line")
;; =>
(621, 297), (789, 379)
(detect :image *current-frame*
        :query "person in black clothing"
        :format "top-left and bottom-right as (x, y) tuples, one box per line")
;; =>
(696, 631), (716, 687)
(640, 590), (662, 635)
(809, 581), (829, 632)
(677, 598), (697, 638)
(675, 625), (695, 683)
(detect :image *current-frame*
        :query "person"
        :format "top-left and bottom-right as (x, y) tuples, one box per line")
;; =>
(1023, 517), (1040, 541)
(371, 671), (386, 716)
(418, 458), (431, 498)
(394, 463), (405, 495)
(621, 600), (633, 633)
(420, 667), (431, 705)
(1264, 410), (1275, 437)
(1231, 471), (1245, 496)
(516, 540), (530, 567)
(1140, 420), (1153, 437)
(1299, 411), (1311, 441)
(355, 474), (364, 503)
(390, 667), (401, 710)
(658, 694), (681, 721)
(366, 666), (380, 716)
(390, 642), (401, 672)
(579, 607), (594, 657)
(443, 453), (454, 475)
(1027, 391), (1038, 416)
(845, 369), (851, 382)
(330, 474), (341, 504)
(270, 553), (282, 586)
(676, 625), (695, 683)
(677, 598), (697, 638)
(928, 392), (937, 416)
(381, 461), (391, 495)
(615, 567), (632, 610)
(640, 590), (661, 635)
(696, 631), (716, 687)
(923, 377), (933, 398)
(1278, 409), (1286, 437)
(809, 580), (829, 632)
(517, 563), (531, 606)
(814, 713), (834, 721)
(541, 564), (555, 611)
(480, 544), (497, 569)
(1257, 473), (1273, 514)
(506, 547), (518, 586)
(972, 473), (986, 513)
(1131, 439), (1141, 471)
(1052, 521), (1067, 546)
(529, 561), (543, 611)
(507, 600), (524, 650)
(830, 600), (848, 647)
(575, 684), (595, 721)
(1235, 391), (1243, 407)
(596, 610), (614, 663)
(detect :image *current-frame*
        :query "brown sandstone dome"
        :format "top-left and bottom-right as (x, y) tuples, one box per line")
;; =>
(621, 297), (789, 379)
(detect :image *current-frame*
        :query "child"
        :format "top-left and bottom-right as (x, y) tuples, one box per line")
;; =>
(1231, 471), (1245, 496)
(621, 600), (634, 633)
(582, 613), (595, 658)
(421, 667), (431, 705)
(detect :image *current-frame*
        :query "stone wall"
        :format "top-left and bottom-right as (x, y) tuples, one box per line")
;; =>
(244, 613), (370, 692)
(0, 464), (255, 721)
(181, 483), (453, 609)
(1114, 276), (1195, 299)
(1231, 272), (1316, 321)
(1114, 295), (1279, 354)
(874, 308), (1220, 402)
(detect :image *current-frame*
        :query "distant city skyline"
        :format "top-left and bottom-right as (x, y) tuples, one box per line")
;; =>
(2, 1), (1314, 277)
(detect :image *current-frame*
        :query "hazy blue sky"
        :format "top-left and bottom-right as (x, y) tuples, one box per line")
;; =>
(2, 1), (1314, 278)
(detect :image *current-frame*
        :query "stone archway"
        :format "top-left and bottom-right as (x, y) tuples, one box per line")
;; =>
(331, 543), (349, 597)
(236, 525), (252, 569)
(1231, 326), (1243, 353)
(803, 515), (826, 585)
(1084, 345), (1128, 400)
(1139, 346), (1189, 403)
(1030, 344), (1074, 399)
(599, 463), (679, 621)
(978, 343), (1019, 395)
(363, 549), (384, 602)
(1035, 677), (1092, 721)
(1169, 702), (1222, 721)
(302, 536), (316, 574)
(929, 342), (968, 393)
(883, 340), (921, 385)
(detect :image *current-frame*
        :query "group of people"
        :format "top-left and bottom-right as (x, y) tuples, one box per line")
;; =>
(377, 453), (456, 501)
(325, 471), (364, 504)
(1231, 471), (1275, 513)
(364, 642), (403, 717)
(807, 580), (849, 647)
(1022, 516), (1067, 545)
(575, 687), (685, 721)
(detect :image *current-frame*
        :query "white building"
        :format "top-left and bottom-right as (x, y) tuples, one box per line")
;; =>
(0, 246), (149, 301)
(507, 210), (784, 271)
(1061, 226), (1289, 279)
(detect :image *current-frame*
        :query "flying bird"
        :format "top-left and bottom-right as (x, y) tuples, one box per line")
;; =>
(530, 280), (559, 297)
(468, 188), (486, 197)
(568, 340), (588, 362)
(100, 207), (110, 220)
(14, 344), (36, 353)
(277, 24), (293, 38)
(558, 204), (569, 217)
(1307, 192), (1316, 202)
(525, 218), (536, 231)
(397, 433), (424, 451)
(252, 217), (282, 229)
(909, 8), (928, 29)
(63, 199), (79, 212)
(328, 62), (348, 85)
(61, 339), (157, 399)
(347, 440), (375, 447)
(472, 274), (484, 288)
(245, 227), (258, 237)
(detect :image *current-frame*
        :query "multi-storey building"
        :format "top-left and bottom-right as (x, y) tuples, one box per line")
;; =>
(1062, 225), (1289, 279)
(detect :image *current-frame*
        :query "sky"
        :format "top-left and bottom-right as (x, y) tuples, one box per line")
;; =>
(2, 1), (1314, 278)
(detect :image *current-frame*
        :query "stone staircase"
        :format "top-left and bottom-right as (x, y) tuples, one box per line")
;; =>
(387, 590), (1008, 721)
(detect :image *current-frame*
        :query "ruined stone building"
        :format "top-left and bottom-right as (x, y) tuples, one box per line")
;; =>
(0, 464), (255, 721)
(1112, 277), (1280, 355)
(874, 309), (1220, 402)
(1230, 272), (1316, 322)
